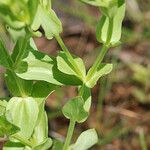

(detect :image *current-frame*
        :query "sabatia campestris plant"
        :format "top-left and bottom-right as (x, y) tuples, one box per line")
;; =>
(0, 0), (126, 150)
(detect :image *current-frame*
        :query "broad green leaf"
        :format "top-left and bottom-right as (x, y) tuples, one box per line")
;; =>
(16, 49), (82, 86)
(57, 51), (86, 81)
(62, 97), (88, 123)
(80, 0), (116, 7)
(3, 141), (24, 150)
(86, 63), (113, 88)
(15, 49), (61, 85)
(5, 70), (33, 97)
(0, 40), (13, 69)
(6, 97), (39, 139)
(70, 129), (98, 150)
(32, 138), (53, 150)
(0, 115), (20, 137)
(32, 2), (62, 39)
(96, 0), (126, 45)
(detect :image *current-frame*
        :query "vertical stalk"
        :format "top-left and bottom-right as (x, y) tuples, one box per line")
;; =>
(139, 130), (148, 150)
(86, 44), (109, 81)
(63, 120), (76, 150)
(86, 18), (113, 81)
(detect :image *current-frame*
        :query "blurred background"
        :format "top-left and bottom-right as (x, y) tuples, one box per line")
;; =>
(0, 0), (150, 149)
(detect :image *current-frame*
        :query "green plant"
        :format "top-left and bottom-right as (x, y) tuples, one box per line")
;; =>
(0, 0), (126, 149)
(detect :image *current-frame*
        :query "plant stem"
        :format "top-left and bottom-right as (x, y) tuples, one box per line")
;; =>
(139, 130), (148, 150)
(86, 18), (113, 81)
(86, 44), (109, 81)
(55, 35), (84, 80)
(12, 134), (32, 148)
(63, 120), (76, 150)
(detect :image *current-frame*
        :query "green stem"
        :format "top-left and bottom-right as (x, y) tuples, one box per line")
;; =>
(86, 18), (113, 81)
(139, 130), (148, 150)
(63, 120), (76, 150)
(12, 134), (32, 148)
(55, 35), (84, 80)
(86, 44), (109, 81)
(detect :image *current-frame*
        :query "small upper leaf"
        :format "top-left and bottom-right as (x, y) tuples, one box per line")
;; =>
(62, 97), (88, 123)
(57, 51), (86, 81)
(86, 63), (113, 88)
(96, 0), (126, 45)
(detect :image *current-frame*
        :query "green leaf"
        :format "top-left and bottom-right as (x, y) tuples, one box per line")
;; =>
(15, 49), (62, 85)
(96, 0), (126, 45)
(6, 97), (39, 139)
(30, 102), (49, 145)
(32, 138), (53, 150)
(0, 40), (13, 69)
(5, 70), (33, 97)
(86, 63), (113, 88)
(52, 60), (83, 86)
(32, 2), (62, 39)
(62, 97), (88, 123)
(57, 51), (86, 81)
(3, 141), (24, 150)
(70, 129), (98, 150)
(0, 115), (20, 137)
(16, 49), (82, 86)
